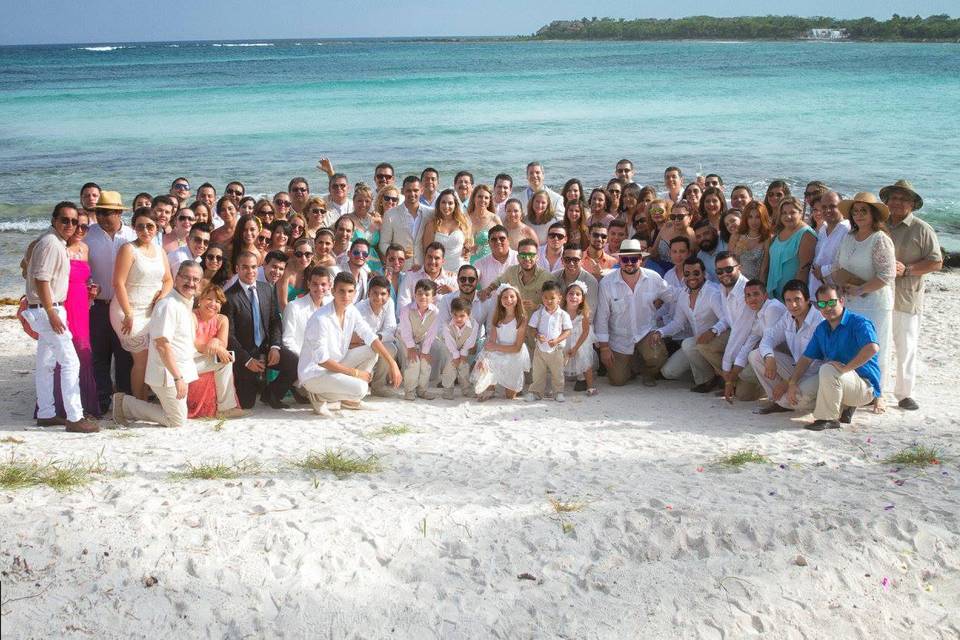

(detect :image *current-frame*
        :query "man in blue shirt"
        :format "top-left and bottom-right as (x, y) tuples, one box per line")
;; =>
(785, 284), (882, 431)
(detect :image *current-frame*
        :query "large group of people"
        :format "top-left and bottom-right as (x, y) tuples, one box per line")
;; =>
(19, 159), (943, 433)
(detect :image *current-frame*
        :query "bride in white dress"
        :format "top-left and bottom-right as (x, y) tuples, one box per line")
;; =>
(472, 284), (530, 400)
(421, 189), (473, 272)
(834, 193), (896, 395)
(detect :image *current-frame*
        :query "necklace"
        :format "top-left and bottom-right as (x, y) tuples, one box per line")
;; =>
(746, 233), (761, 240)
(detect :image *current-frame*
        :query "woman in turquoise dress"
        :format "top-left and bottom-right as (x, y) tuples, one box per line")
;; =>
(766, 197), (817, 300)
(350, 182), (383, 273)
(466, 184), (501, 265)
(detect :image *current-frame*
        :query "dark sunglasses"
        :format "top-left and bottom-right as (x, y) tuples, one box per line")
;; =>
(458, 276), (477, 284)
(548, 233), (566, 240)
(57, 216), (80, 226)
(816, 299), (839, 309)
(173, 183), (190, 191)
(351, 250), (369, 258)
(375, 173), (393, 180)
(591, 233), (608, 239)
(275, 200), (292, 207)
(256, 235), (270, 244)
(190, 236), (210, 245)
(562, 256), (581, 263)
(716, 266), (738, 274)
(226, 188), (243, 196)
(309, 208), (326, 214)
(77, 223), (90, 232)
(178, 214), (195, 222)
(668, 214), (686, 221)
(619, 255), (641, 264)
(290, 224), (304, 231)
(383, 196), (400, 203)
(204, 254), (223, 262)
(294, 250), (314, 259)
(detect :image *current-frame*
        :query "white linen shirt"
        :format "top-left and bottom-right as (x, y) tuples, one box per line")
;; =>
(595, 268), (671, 355)
(356, 298), (398, 346)
(528, 306), (573, 353)
(809, 220), (851, 294)
(282, 294), (325, 356)
(659, 281), (725, 340)
(475, 250), (518, 290)
(397, 269), (457, 310)
(84, 222), (136, 300)
(722, 298), (787, 371)
(713, 273), (749, 334)
(144, 289), (198, 388)
(758, 303), (824, 365)
(298, 304), (377, 384)
(536, 246), (564, 272)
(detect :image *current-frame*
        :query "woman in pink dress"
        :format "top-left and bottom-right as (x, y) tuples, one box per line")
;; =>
(187, 284), (238, 418)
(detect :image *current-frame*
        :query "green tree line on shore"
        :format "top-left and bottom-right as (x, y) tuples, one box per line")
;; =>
(533, 14), (960, 41)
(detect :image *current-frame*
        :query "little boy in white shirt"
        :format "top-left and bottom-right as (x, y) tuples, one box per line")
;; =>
(527, 281), (572, 402)
(440, 297), (478, 399)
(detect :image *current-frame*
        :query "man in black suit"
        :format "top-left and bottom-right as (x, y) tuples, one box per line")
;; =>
(223, 251), (297, 409)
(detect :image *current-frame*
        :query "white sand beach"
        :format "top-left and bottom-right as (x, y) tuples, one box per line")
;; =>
(1, 273), (958, 639)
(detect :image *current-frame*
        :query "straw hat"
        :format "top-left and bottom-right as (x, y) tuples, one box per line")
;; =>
(839, 192), (890, 223)
(615, 238), (650, 256)
(879, 179), (923, 209)
(95, 191), (127, 211)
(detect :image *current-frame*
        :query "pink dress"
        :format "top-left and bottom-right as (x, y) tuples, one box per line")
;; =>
(187, 312), (222, 418)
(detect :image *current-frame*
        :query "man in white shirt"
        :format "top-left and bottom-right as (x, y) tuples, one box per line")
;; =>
(522, 162), (564, 214)
(720, 280), (787, 402)
(397, 242), (456, 310)
(697, 251), (748, 386)
(492, 173), (513, 217)
(282, 266), (332, 358)
(85, 190), (137, 413)
(355, 275), (398, 397)
(595, 239), (672, 387)
(475, 225), (517, 290)
(536, 222), (566, 272)
(167, 222), (211, 273)
(809, 191), (850, 294)
(748, 279), (824, 414)
(654, 257), (726, 390)
(380, 175), (433, 269)
(298, 272), (401, 416)
(113, 261), (209, 428)
(453, 171), (474, 209)
(321, 172), (354, 218)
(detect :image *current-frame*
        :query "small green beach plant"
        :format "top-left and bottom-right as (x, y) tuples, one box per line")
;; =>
(169, 458), (262, 480)
(884, 445), (942, 467)
(717, 450), (770, 467)
(292, 449), (382, 478)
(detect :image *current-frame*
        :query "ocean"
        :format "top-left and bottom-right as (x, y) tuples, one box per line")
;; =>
(1, 38), (958, 296)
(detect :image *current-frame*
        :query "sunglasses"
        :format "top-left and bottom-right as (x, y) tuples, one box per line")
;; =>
(178, 214), (195, 222)
(275, 200), (292, 208)
(816, 299), (839, 309)
(331, 183), (348, 190)
(668, 214), (686, 221)
(619, 255), (641, 264)
(291, 187), (309, 193)
(226, 188), (243, 196)
(458, 276), (477, 284)
(518, 252), (537, 259)
(205, 254), (223, 262)
(489, 236), (508, 242)
(649, 208), (665, 215)
(309, 208), (326, 214)
(173, 183), (190, 191)
(591, 233), (608, 239)
(351, 250), (369, 258)
(77, 223), (90, 232)
(57, 216), (80, 226)
(548, 233), (566, 240)
(256, 235), (270, 244)
(383, 196), (400, 203)
(290, 224), (304, 231)
(562, 256), (581, 263)
(190, 236), (210, 245)
(375, 174), (393, 180)
(135, 222), (157, 231)
(294, 251), (314, 259)
(716, 265), (738, 274)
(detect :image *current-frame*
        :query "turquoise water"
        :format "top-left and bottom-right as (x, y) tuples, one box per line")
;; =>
(1, 38), (958, 291)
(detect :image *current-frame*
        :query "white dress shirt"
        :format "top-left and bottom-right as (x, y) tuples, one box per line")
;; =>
(659, 281), (725, 340)
(167, 245), (201, 274)
(379, 202), (433, 264)
(714, 273), (749, 334)
(443, 319), (479, 359)
(84, 222), (136, 300)
(356, 298), (398, 346)
(144, 289), (198, 388)
(529, 306), (573, 353)
(282, 294), (325, 356)
(809, 219), (851, 294)
(322, 194), (354, 220)
(722, 298), (787, 371)
(397, 269), (457, 310)
(536, 246), (564, 272)
(298, 304), (377, 384)
(521, 185), (565, 215)
(758, 303), (824, 364)
(595, 268), (671, 355)
(476, 250), (518, 289)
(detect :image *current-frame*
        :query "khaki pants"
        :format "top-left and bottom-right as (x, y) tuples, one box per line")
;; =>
(530, 348), (565, 395)
(748, 349), (804, 409)
(121, 383), (187, 428)
(195, 355), (239, 412)
(301, 345), (377, 403)
(695, 329), (730, 375)
(403, 357), (433, 394)
(661, 336), (715, 385)
(441, 357), (471, 390)
(607, 333), (668, 387)
(370, 341), (398, 393)
(735, 361), (763, 401)
(810, 363), (875, 420)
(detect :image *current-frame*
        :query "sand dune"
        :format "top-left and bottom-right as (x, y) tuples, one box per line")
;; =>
(1, 273), (958, 639)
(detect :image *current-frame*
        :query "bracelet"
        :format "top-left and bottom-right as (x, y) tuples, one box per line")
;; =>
(173, 376), (182, 382)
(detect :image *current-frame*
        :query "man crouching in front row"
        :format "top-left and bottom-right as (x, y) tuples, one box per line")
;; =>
(785, 284), (885, 431)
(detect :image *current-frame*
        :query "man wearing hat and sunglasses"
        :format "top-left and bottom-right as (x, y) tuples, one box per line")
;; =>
(85, 190), (137, 414)
(880, 180), (943, 411)
(595, 238), (673, 387)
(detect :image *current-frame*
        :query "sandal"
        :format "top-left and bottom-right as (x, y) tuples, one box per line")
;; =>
(586, 388), (598, 396)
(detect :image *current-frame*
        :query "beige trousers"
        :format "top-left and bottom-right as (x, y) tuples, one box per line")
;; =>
(301, 345), (377, 403)
(122, 384), (187, 428)
(607, 333), (668, 386)
(530, 348), (565, 395)
(695, 329), (730, 374)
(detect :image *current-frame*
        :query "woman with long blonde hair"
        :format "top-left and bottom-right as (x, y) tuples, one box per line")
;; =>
(422, 188), (474, 272)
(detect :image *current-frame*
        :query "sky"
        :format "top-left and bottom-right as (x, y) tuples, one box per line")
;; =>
(0, 1), (954, 45)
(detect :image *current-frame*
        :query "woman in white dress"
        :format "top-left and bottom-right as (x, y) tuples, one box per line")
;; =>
(525, 190), (561, 245)
(110, 208), (172, 400)
(834, 192), (896, 395)
(472, 284), (530, 401)
(421, 189), (473, 272)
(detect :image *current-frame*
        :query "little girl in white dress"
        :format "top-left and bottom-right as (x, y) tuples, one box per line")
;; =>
(562, 281), (598, 395)
(472, 284), (530, 401)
